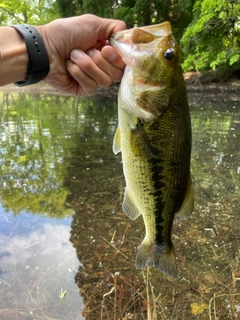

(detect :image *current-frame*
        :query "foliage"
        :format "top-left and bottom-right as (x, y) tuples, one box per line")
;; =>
(0, 0), (239, 73)
(83, 0), (115, 17)
(0, 0), (59, 25)
(56, 0), (195, 37)
(181, 0), (240, 72)
(115, 0), (195, 36)
(113, 0), (135, 28)
(56, 0), (82, 18)
(113, 7), (135, 28)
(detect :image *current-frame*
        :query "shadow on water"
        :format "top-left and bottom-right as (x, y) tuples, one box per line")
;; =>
(0, 88), (239, 319)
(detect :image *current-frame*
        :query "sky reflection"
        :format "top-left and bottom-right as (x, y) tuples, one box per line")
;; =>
(0, 206), (84, 320)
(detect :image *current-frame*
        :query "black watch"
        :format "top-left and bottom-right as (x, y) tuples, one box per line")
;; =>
(10, 24), (50, 86)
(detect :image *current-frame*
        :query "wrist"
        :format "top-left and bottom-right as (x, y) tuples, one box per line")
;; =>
(0, 27), (28, 86)
(10, 24), (50, 86)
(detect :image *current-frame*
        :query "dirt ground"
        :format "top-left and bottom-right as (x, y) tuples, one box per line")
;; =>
(184, 71), (240, 93)
(1, 72), (240, 95)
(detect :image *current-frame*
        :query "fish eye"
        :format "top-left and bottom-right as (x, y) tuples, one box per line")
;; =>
(163, 48), (175, 60)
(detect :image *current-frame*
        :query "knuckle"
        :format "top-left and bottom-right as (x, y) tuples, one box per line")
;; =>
(83, 82), (97, 95)
(68, 63), (80, 78)
(81, 58), (93, 71)
(113, 69), (124, 82)
(83, 87), (94, 96)
(98, 76), (112, 88)
(92, 53), (102, 65)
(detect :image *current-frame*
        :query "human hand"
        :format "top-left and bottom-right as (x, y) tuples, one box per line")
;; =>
(37, 14), (126, 95)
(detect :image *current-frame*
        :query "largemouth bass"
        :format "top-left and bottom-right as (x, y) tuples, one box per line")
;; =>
(110, 22), (194, 278)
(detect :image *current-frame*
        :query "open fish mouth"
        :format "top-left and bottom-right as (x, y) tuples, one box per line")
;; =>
(111, 22), (171, 42)
(110, 22), (173, 67)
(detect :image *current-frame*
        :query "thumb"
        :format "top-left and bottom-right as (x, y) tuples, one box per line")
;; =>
(97, 17), (126, 41)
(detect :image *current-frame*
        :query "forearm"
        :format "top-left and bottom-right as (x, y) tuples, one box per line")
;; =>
(0, 27), (28, 86)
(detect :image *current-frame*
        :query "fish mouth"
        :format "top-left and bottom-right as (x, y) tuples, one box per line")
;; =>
(110, 22), (172, 46)
(110, 29), (133, 49)
(110, 30), (135, 65)
(110, 29), (132, 43)
(110, 22), (173, 65)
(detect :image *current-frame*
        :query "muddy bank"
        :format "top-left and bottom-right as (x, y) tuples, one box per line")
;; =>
(1, 73), (240, 96)
(184, 72), (240, 94)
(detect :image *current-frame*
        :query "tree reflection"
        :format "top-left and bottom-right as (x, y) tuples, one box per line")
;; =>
(0, 89), (239, 319)
(0, 91), (113, 217)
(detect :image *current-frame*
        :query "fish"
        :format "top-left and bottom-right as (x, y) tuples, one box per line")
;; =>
(110, 22), (194, 278)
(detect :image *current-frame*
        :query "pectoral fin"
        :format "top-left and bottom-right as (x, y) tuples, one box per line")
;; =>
(136, 87), (170, 121)
(122, 188), (141, 220)
(113, 126), (121, 154)
(176, 176), (194, 220)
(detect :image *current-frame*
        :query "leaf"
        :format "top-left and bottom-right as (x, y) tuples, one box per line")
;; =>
(190, 302), (208, 315)
(229, 54), (240, 66)
(181, 0), (240, 71)
(219, 11), (227, 20)
(60, 289), (67, 299)
(17, 155), (27, 163)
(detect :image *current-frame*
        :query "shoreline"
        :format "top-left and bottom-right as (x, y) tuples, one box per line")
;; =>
(0, 74), (240, 96)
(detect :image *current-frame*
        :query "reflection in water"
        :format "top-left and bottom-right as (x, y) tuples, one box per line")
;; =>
(0, 89), (240, 319)
(0, 209), (83, 319)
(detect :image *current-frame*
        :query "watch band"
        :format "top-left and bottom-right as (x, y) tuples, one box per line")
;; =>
(10, 24), (49, 86)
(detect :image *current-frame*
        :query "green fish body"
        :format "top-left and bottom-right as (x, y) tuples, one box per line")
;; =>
(111, 22), (194, 278)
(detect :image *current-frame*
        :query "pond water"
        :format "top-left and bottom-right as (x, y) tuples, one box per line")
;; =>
(0, 87), (239, 320)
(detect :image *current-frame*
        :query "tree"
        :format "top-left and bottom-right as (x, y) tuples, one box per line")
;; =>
(181, 0), (240, 72)
(114, 0), (135, 28)
(56, 0), (82, 18)
(0, 0), (59, 25)
(83, 0), (115, 17)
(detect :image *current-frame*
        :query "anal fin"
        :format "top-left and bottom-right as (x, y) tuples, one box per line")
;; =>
(122, 188), (141, 220)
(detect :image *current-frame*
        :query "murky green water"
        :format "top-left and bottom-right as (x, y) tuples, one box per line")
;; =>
(0, 88), (239, 320)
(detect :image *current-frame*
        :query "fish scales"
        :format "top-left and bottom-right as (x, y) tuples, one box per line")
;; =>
(110, 22), (194, 278)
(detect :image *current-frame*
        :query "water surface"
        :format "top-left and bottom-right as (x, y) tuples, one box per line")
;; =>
(0, 88), (239, 320)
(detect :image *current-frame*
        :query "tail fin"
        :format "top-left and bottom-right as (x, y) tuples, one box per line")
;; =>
(135, 239), (178, 278)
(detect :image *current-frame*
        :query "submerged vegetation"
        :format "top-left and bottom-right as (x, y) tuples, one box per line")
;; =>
(70, 187), (240, 319)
